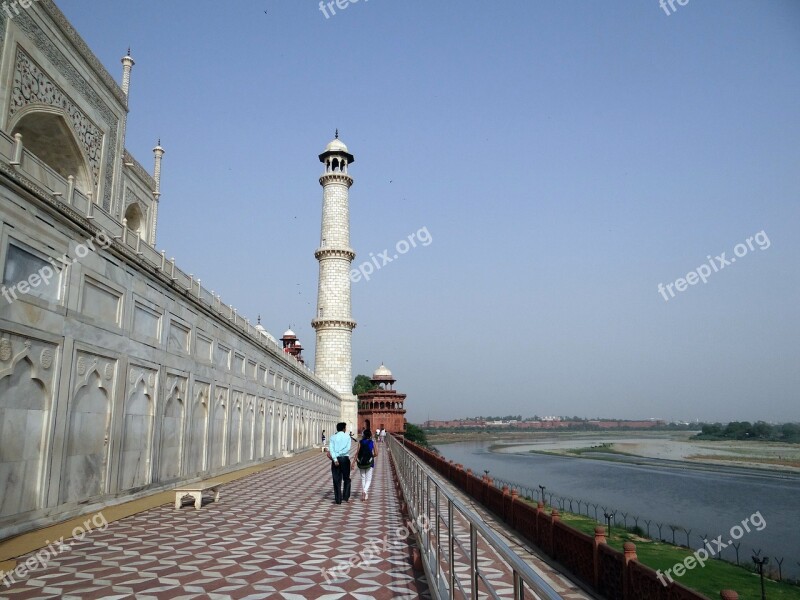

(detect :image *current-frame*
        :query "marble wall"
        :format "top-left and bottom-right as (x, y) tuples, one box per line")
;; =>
(0, 184), (341, 539)
(0, 0), (343, 541)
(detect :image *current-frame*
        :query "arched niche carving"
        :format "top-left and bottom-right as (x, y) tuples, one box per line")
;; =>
(10, 106), (94, 195)
(0, 354), (50, 516)
(62, 366), (112, 503)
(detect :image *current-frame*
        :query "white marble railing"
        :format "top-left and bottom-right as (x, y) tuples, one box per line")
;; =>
(0, 130), (323, 383)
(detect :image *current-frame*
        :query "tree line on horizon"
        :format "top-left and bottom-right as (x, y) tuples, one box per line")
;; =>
(696, 421), (800, 443)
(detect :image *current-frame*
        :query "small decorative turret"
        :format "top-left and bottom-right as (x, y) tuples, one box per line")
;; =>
(281, 328), (305, 364)
(151, 139), (165, 244)
(121, 48), (135, 98)
(152, 139), (165, 200)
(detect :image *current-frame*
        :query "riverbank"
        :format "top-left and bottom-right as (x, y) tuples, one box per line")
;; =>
(426, 430), (800, 473)
(434, 438), (800, 580)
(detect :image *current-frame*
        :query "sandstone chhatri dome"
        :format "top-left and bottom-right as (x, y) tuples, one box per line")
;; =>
(373, 363), (393, 380)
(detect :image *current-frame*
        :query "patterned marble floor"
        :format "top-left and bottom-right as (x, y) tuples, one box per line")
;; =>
(0, 446), (430, 599)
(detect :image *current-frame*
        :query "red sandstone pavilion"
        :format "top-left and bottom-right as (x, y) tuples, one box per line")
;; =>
(280, 328), (305, 365)
(357, 364), (407, 433)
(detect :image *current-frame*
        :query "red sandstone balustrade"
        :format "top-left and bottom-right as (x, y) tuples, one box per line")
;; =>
(514, 498), (538, 543)
(623, 542), (637, 599)
(534, 508), (554, 555)
(486, 484), (505, 516)
(468, 472), (481, 499)
(628, 559), (707, 600)
(509, 490), (519, 527)
(598, 542), (625, 598)
(593, 525), (606, 588)
(552, 521), (595, 586)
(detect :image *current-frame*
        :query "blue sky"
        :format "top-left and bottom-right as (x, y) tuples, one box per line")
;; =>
(60, 0), (800, 422)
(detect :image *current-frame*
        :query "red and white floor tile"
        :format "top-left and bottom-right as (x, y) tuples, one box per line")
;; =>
(0, 449), (430, 600)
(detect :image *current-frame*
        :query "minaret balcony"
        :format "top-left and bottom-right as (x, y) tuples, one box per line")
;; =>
(314, 247), (356, 261)
(311, 318), (357, 331)
(319, 172), (353, 187)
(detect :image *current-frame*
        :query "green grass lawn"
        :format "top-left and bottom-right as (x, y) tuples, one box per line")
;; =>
(530, 504), (800, 599)
(561, 513), (800, 600)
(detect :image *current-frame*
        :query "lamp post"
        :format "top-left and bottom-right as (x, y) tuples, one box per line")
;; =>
(604, 512), (613, 537)
(539, 485), (546, 506)
(752, 553), (769, 600)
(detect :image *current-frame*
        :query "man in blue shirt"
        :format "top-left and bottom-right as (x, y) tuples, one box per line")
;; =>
(326, 422), (353, 504)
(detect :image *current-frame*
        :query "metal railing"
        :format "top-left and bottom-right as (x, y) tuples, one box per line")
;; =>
(389, 436), (564, 600)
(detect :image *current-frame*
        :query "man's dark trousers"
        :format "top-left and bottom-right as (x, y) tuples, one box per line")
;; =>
(331, 457), (351, 503)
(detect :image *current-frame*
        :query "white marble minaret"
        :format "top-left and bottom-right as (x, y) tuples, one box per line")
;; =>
(312, 132), (358, 431)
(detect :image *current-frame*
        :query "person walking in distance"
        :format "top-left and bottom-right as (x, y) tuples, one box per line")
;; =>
(356, 429), (377, 501)
(326, 422), (353, 504)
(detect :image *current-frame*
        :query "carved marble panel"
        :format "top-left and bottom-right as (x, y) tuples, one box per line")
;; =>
(167, 320), (190, 354)
(195, 334), (212, 363)
(118, 365), (156, 491)
(2, 239), (62, 303)
(61, 352), (116, 504)
(210, 387), (228, 469)
(186, 381), (209, 475)
(81, 278), (121, 325)
(257, 398), (267, 459)
(158, 374), (186, 481)
(233, 353), (244, 375)
(214, 344), (230, 370)
(228, 391), (242, 464)
(0, 333), (57, 517)
(242, 394), (256, 462)
(133, 303), (161, 341)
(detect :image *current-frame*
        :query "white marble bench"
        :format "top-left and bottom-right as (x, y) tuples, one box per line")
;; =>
(174, 479), (224, 509)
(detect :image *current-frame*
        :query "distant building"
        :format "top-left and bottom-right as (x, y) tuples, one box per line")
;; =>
(357, 364), (407, 434)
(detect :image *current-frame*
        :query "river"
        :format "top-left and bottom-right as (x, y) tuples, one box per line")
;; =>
(436, 440), (800, 579)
